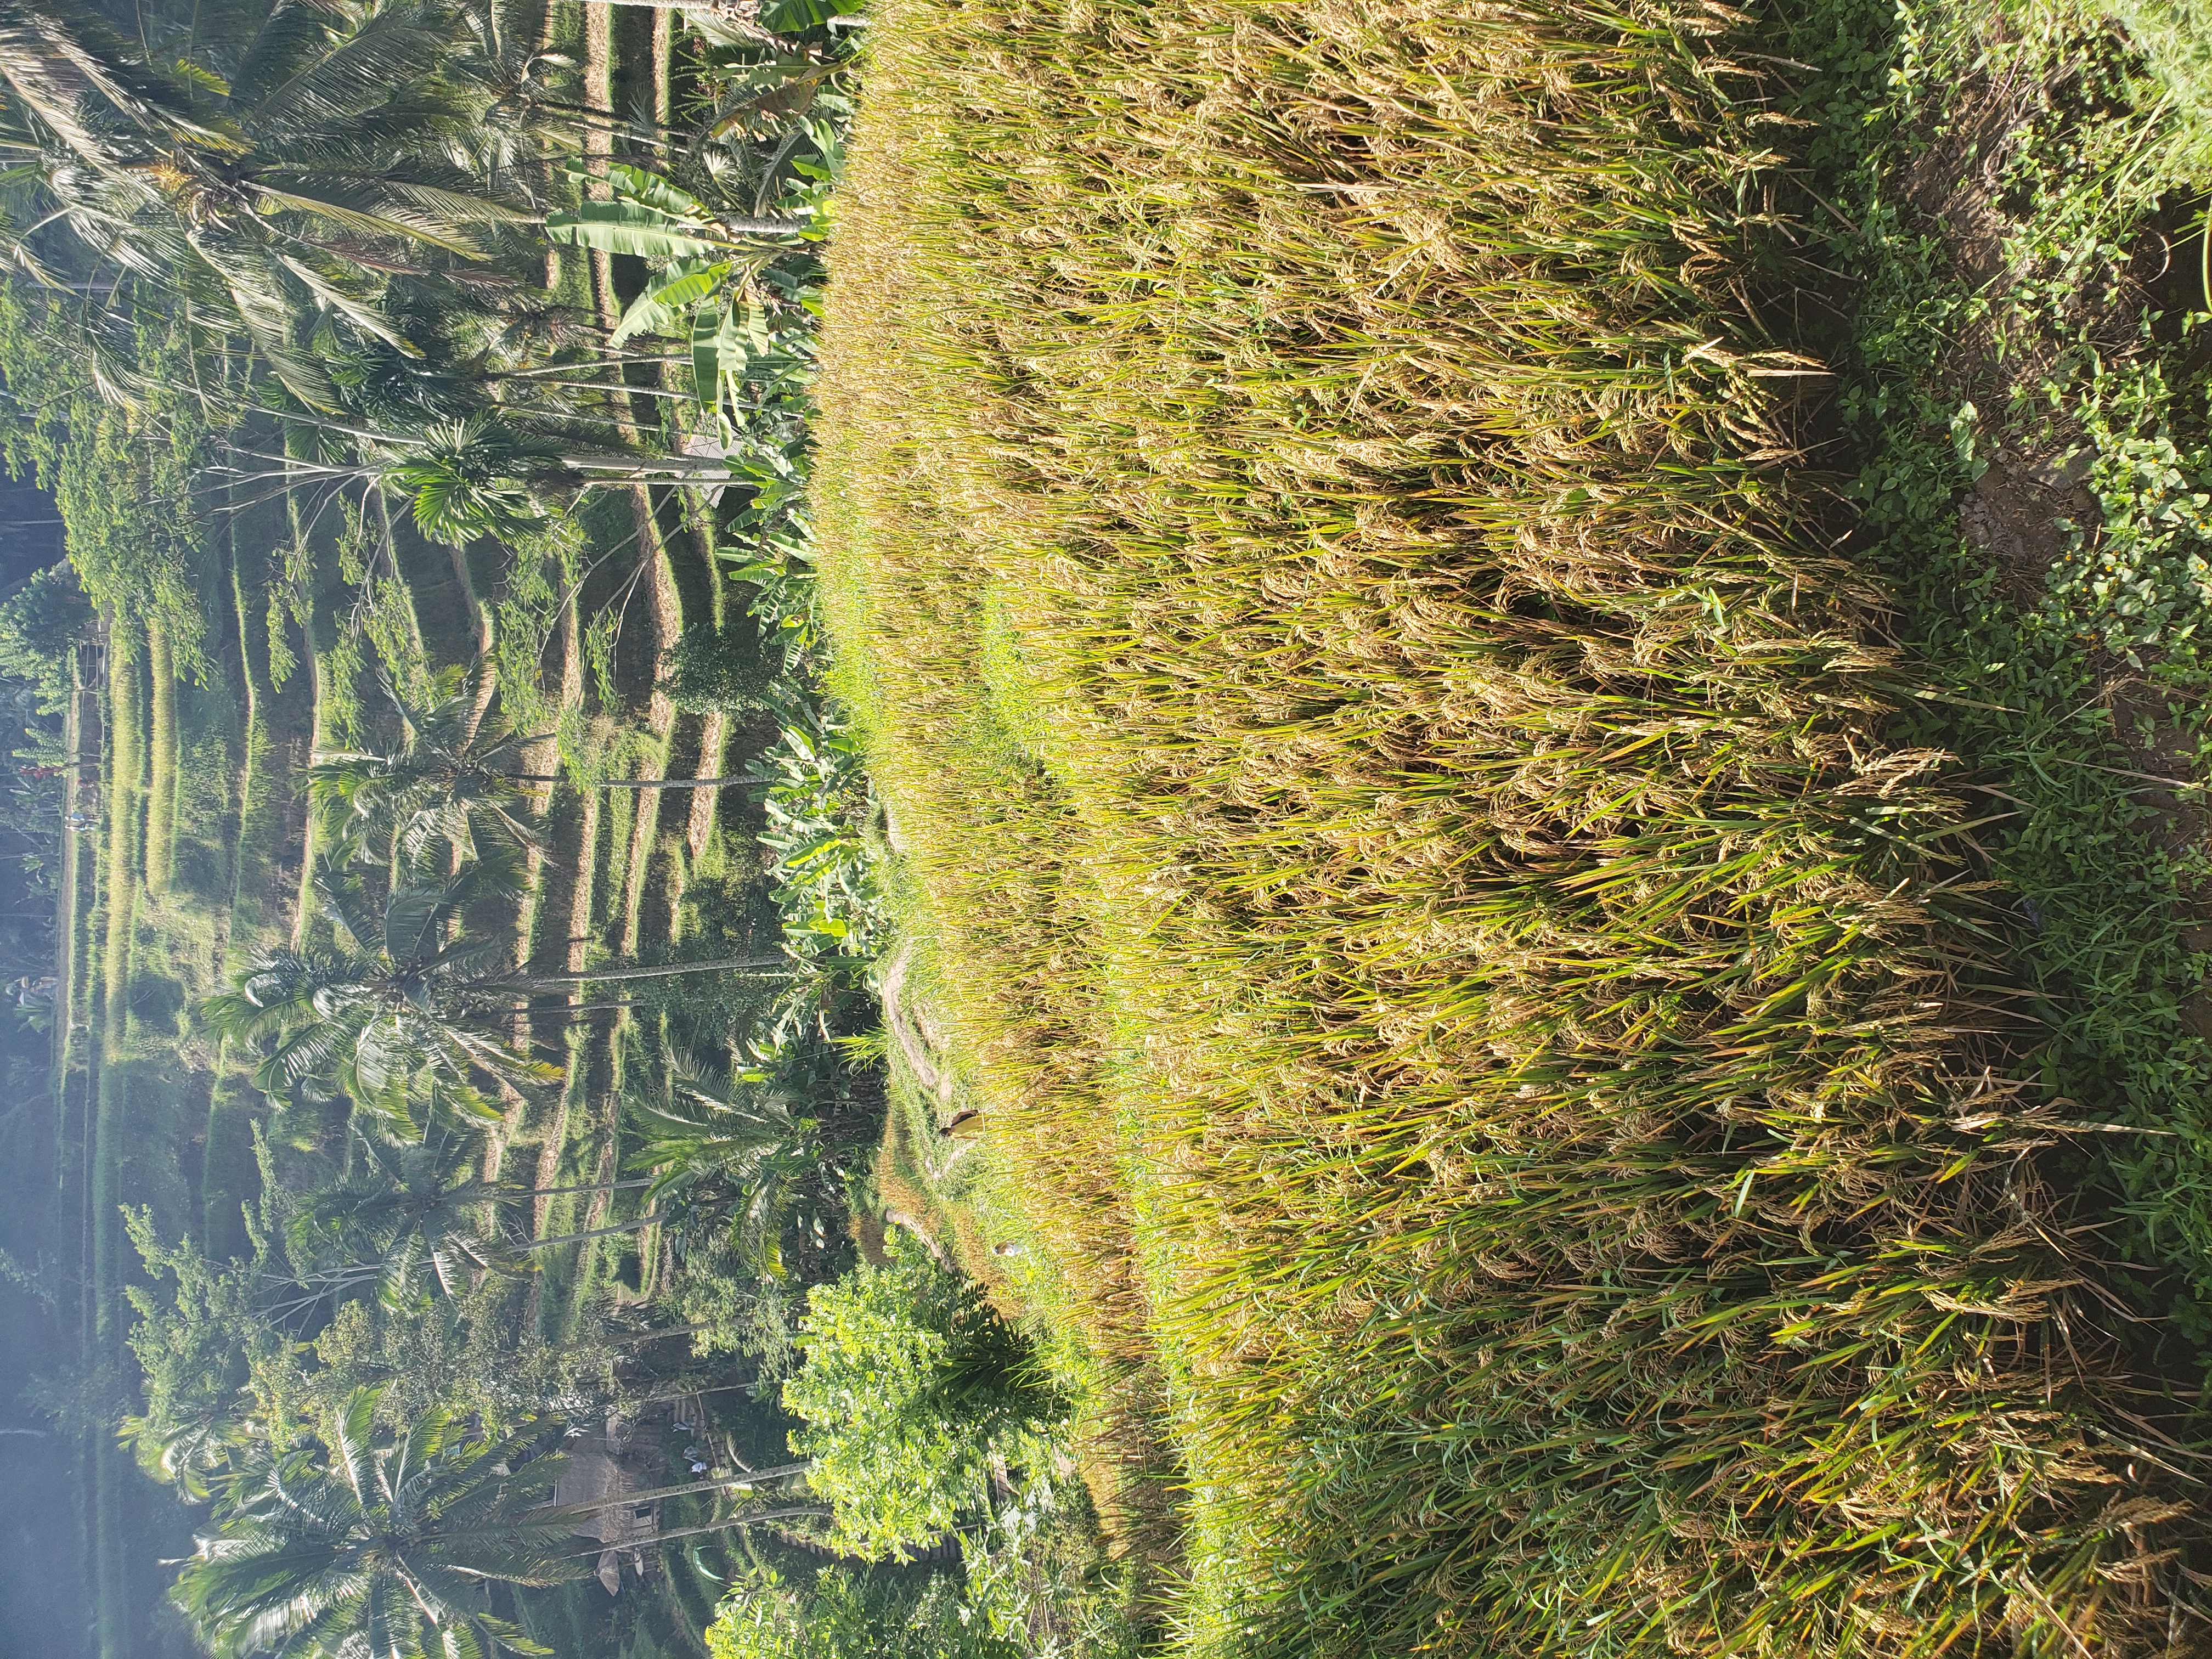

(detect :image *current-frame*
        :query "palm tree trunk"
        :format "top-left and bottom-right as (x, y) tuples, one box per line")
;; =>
(532, 96), (678, 135)
(507, 998), (641, 1017)
(509, 776), (744, 789)
(623, 1510), (834, 1548)
(479, 356), (692, 383)
(523, 1212), (667, 1249)
(561, 453), (747, 477)
(511, 1177), (654, 1199)
(545, 1463), (813, 1515)
(599, 776), (744, 789)
(552, 1506), (833, 1559)
(540, 1322), (716, 1357)
(510, 956), (789, 988)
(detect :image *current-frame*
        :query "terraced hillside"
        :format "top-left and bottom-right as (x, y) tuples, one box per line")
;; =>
(810, 0), (2212, 1652)
(13, 9), (804, 1652)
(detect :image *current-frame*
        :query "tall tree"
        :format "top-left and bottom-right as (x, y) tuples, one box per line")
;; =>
(628, 1051), (865, 1277)
(172, 1387), (579, 1659)
(310, 667), (754, 877)
(309, 667), (546, 869)
(285, 1134), (518, 1309)
(0, 0), (541, 411)
(283, 1129), (657, 1307)
(205, 857), (792, 1131)
(120, 1211), (280, 1499)
(202, 854), (553, 1133)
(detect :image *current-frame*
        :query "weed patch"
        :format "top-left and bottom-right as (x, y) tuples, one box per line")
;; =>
(1792, 0), (2212, 1344)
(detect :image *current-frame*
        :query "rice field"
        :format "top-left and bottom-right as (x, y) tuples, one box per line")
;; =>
(812, 0), (2212, 1651)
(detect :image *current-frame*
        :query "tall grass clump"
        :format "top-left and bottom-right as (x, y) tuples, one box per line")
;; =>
(815, 0), (2212, 1652)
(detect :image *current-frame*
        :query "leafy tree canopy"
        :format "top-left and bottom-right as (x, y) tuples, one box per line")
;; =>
(706, 1566), (1015, 1659)
(172, 1386), (578, 1659)
(0, 0), (540, 411)
(0, 284), (212, 669)
(782, 1238), (1062, 1559)
(120, 1207), (287, 1498)
(202, 852), (555, 1135)
(0, 556), (88, 707)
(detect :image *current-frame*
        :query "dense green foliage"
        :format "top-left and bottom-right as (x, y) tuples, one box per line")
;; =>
(1790, 1), (2212, 1338)
(30, 0), (2212, 1655)
(0, 286), (212, 669)
(0, 5), (916, 1657)
(0, 0), (537, 411)
(0, 560), (88, 706)
(120, 1212), (282, 1499)
(707, 1567), (1015, 1659)
(783, 1239), (1060, 1559)
(661, 625), (776, 715)
(170, 1389), (575, 1659)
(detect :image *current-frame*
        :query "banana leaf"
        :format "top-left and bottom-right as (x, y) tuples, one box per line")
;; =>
(543, 201), (724, 262)
(611, 259), (729, 347)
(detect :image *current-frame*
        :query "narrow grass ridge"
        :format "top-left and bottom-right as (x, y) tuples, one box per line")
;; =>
(816, 0), (2212, 1651)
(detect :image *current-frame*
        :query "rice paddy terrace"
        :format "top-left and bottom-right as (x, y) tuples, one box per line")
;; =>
(0, 8), (782, 1654)
(813, 0), (2212, 1652)
(17, 1), (2212, 1657)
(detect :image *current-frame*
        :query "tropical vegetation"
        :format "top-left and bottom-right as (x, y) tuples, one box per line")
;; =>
(8, 1), (2212, 1658)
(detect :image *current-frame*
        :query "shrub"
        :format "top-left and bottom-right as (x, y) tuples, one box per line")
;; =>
(707, 1567), (1015, 1659)
(659, 624), (775, 715)
(783, 1238), (1061, 1558)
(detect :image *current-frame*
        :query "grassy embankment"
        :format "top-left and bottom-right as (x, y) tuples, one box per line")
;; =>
(65, 214), (731, 1659)
(67, 414), (733, 1658)
(514, 0), (761, 1356)
(1801, 0), (2212, 1333)
(817, 0), (2212, 1651)
(86, 632), (143, 1659)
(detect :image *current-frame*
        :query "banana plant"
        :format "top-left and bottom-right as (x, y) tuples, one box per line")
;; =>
(545, 131), (842, 417)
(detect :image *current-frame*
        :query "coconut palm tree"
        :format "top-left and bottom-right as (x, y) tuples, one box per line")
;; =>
(202, 855), (557, 1134)
(283, 408), (754, 543)
(309, 667), (548, 869)
(0, 0), (541, 411)
(311, 669), (749, 876)
(287, 1136), (505, 1309)
(206, 856), (792, 1132)
(626, 1049), (866, 1277)
(282, 1130), (662, 1308)
(172, 1387), (578, 1659)
(126, 1403), (247, 1502)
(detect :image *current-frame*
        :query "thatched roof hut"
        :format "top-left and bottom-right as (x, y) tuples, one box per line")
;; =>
(551, 1414), (667, 1595)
